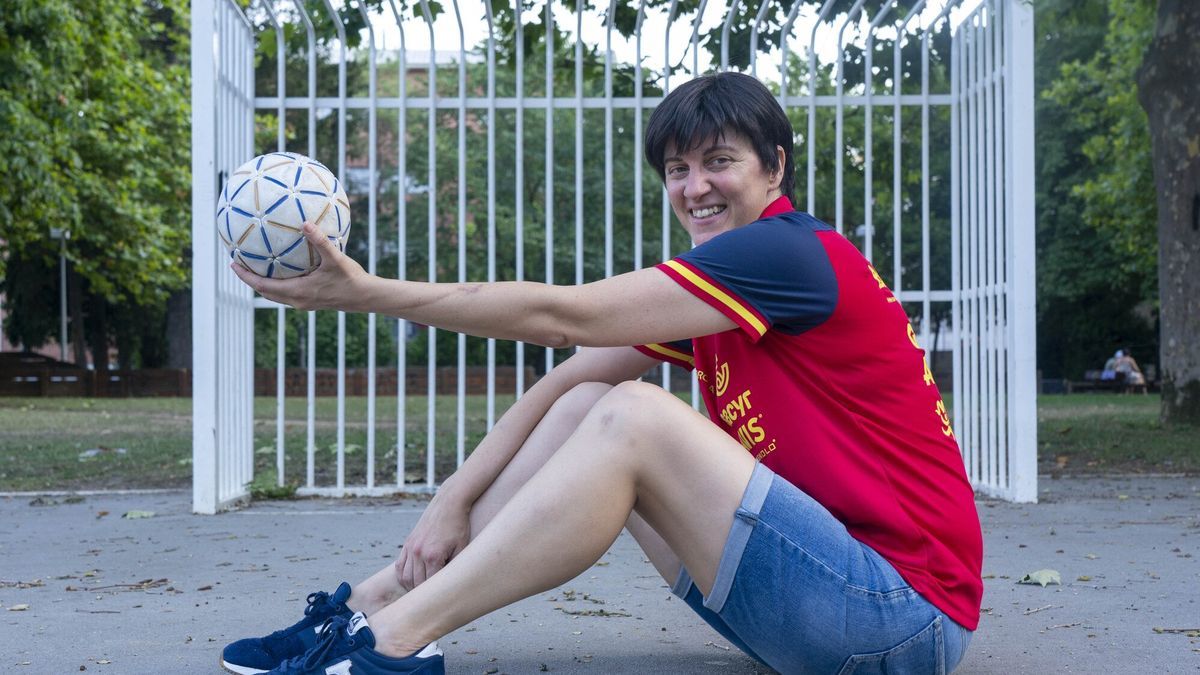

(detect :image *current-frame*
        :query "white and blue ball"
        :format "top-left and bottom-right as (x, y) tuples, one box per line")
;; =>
(216, 152), (351, 279)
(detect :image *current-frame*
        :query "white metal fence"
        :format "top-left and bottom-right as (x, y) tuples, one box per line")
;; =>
(191, 0), (1037, 513)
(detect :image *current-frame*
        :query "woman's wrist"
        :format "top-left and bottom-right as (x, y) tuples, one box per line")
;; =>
(431, 474), (475, 511)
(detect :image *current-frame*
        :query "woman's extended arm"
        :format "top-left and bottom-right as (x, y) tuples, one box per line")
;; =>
(232, 223), (735, 348)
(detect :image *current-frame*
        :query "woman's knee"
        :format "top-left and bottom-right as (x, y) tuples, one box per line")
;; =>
(544, 381), (613, 427)
(583, 380), (681, 439)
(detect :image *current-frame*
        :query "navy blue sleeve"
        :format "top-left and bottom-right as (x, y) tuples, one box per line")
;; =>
(673, 212), (838, 335)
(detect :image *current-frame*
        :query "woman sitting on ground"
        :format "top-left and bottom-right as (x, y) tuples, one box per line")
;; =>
(225, 71), (981, 675)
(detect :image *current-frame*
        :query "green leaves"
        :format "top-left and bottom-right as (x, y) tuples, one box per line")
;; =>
(1035, 0), (1159, 379)
(0, 0), (191, 354)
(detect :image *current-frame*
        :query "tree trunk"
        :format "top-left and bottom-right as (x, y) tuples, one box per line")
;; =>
(1136, 0), (1200, 424)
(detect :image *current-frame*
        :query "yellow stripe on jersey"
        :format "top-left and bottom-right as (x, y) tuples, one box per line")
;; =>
(662, 259), (768, 337)
(642, 342), (694, 367)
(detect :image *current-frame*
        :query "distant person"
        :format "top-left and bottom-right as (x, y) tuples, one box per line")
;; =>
(1115, 349), (1147, 394)
(1101, 350), (1122, 381)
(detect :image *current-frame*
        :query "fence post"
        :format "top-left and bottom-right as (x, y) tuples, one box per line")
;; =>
(1006, 0), (1038, 503)
(191, 0), (219, 515)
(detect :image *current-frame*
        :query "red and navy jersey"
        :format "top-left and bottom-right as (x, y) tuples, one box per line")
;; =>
(636, 197), (983, 630)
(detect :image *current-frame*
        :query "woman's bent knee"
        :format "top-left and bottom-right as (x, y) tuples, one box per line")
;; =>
(545, 382), (613, 424)
(583, 380), (687, 439)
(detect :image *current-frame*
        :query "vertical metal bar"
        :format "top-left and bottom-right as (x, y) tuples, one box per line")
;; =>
(749, 0), (770, 78)
(575, 0), (584, 318)
(950, 18), (964, 478)
(385, 0), (408, 487)
(218, 2), (228, 506)
(238, 3), (255, 501)
(236, 3), (246, 502)
(721, 0), (742, 72)
(1005, 0), (1036, 502)
(976, 13), (994, 491)
(246, 6), (256, 499)
(293, 1), (317, 490)
(191, 0), (217, 514)
(921, 3), (956, 352)
(988, 1), (998, 494)
(545, 0), (555, 377)
(960, 18), (975, 483)
(484, 0), (497, 430)
(453, 0), (467, 469)
(688, 0), (709, 77)
(220, 3), (230, 505)
(808, 1), (839, 215)
(893, 2), (925, 295)
(661, 0), (678, 393)
(992, 0), (1009, 491)
(834, 1), (867, 235)
(634, 0), (647, 272)
(259, 0), (287, 488)
(318, 0), (348, 493)
(418, 0), (438, 490)
(605, 0), (616, 281)
(863, 2), (898, 262)
(969, 15), (979, 485)
(778, 0), (808, 107)
(356, 0), (379, 489)
(515, 0), (526, 397)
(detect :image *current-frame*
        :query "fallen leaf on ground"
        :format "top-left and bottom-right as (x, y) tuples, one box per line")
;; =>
(122, 510), (156, 519)
(1152, 627), (1200, 637)
(0, 579), (44, 589)
(1017, 569), (1061, 587)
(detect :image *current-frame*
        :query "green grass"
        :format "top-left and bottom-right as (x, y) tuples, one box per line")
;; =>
(0, 393), (1195, 492)
(1037, 394), (1198, 474)
(0, 395), (515, 492)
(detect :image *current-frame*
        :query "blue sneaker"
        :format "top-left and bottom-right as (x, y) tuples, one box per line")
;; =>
(221, 582), (355, 674)
(265, 612), (444, 674)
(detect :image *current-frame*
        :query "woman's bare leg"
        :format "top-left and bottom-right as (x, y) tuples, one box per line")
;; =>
(347, 382), (683, 615)
(365, 381), (756, 656)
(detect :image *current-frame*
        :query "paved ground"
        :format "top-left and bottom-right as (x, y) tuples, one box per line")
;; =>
(1, 475), (1198, 674)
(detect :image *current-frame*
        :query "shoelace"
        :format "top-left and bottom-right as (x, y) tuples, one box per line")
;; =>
(265, 590), (344, 640)
(278, 616), (358, 673)
(303, 589), (344, 618)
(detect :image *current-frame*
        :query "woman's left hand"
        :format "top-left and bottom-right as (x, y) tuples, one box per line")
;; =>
(230, 223), (370, 312)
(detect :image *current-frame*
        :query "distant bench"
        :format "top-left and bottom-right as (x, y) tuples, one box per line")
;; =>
(1067, 365), (1154, 394)
(1067, 370), (1126, 393)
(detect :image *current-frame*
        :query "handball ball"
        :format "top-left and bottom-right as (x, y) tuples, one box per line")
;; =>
(217, 152), (350, 279)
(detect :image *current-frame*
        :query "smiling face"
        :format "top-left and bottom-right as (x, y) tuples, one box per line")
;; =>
(663, 130), (785, 246)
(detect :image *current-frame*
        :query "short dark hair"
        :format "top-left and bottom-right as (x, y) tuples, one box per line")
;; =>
(644, 72), (795, 206)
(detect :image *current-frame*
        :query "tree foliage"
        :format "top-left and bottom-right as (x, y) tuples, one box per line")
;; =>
(0, 0), (191, 365)
(1034, 0), (1158, 379)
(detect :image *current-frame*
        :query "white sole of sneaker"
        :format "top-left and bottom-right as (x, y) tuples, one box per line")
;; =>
(220, 657), (268, 675)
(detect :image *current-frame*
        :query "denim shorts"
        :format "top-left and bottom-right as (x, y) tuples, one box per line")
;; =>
(672, 463), (973, 674)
